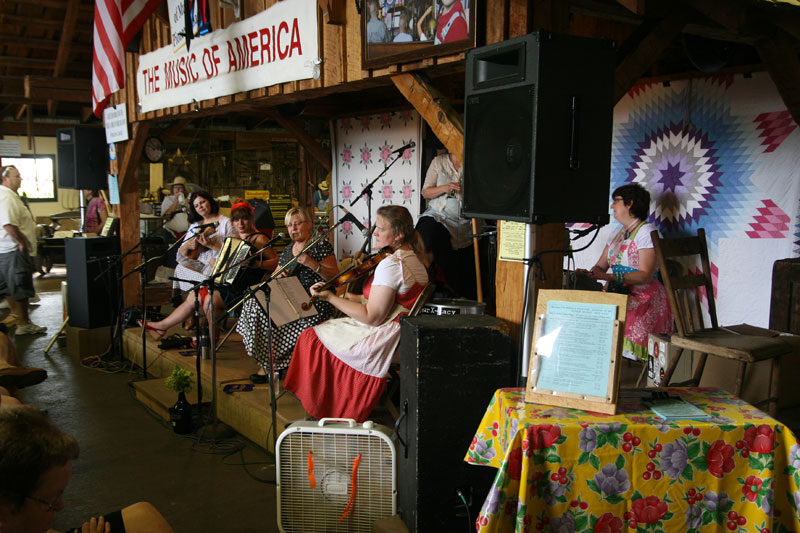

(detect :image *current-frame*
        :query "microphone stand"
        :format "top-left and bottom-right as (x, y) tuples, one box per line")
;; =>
(349, 149), (405, 254)
(192, 236), (283, 441)
(215, 222), (343, 454)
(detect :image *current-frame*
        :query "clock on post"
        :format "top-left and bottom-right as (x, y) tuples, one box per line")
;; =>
(144, 136), (165, 163)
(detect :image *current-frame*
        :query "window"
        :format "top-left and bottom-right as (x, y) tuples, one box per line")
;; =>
(1, 155), (57, 201)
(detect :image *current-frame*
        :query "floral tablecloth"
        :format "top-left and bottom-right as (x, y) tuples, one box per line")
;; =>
(465, 387), (800, 533)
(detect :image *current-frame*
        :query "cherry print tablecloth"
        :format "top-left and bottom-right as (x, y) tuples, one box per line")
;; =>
(465, 388), (800, 533)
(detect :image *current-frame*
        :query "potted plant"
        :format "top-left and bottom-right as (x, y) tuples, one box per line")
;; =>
(164, 365), (194, 434)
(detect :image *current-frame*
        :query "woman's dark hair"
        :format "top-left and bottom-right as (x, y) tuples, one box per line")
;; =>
(187, 191), (219, 223)
(612, 183), (651, 221)
(0, 406), (79, 512)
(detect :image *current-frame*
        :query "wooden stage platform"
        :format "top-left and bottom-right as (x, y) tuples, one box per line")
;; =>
(122, 326), (307, 453)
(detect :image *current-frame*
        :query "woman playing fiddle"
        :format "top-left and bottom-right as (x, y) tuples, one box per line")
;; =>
(284, 205), (429, 422)
(173, 191), (234, 293)
(239, 207), (339, 382)
(140, 201), (277, 339)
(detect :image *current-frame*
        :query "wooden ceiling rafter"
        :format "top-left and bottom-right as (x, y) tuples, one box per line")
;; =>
(391, 73), (464, 163)
(680, 0), (800, 126)
(47, 0), (81, 119)
(267, 111), (332, 172)
(614, 12), (692, 103)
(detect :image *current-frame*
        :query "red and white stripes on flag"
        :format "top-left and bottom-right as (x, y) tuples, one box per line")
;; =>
(92, 0), (162, 117)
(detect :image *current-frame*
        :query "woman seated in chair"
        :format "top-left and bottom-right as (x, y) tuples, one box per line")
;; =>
(284, 205), (429, 422)
(578, 184), (673, 361)
(172, 191), (234, 294)
(239, 207), (339, 383)
(140, 201), (278, 339)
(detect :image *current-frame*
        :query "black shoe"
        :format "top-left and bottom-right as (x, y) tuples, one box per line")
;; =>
(0, 367), (48, 389)
(249, 373), (268, 384)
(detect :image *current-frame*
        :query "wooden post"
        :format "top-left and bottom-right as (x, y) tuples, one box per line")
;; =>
(118, 121), (150, 307)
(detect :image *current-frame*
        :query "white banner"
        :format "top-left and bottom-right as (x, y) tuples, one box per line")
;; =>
(137, 0), (318, 113)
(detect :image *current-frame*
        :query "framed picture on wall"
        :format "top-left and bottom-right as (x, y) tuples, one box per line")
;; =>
(362, 0), (476, 69)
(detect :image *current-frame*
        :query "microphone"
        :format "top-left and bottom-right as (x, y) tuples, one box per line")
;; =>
(571, 224), (603, 239)
(193, 221), (219, 232)
(337, 206), (367, 234)
(263, 232), (286, 248)
(391, 140), (415, 154)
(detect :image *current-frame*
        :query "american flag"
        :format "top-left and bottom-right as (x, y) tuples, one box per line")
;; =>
(92, 0), (162, 117)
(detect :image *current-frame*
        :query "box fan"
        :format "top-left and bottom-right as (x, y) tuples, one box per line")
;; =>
(276, 418), (396, 532)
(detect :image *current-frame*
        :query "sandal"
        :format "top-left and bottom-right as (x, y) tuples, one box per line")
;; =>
(137, 320), (166, 340)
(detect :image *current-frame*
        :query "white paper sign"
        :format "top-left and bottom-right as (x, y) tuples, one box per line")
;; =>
(103, 104), (129, 144)
(0, 140), (21, 157)
(136, 0), (318, 113)
(167, 0), (188, 52)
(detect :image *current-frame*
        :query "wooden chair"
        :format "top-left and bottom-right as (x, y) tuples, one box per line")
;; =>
(651, 228), (790, 415)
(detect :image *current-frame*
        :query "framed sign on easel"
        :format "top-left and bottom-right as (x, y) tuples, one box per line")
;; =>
(525, 289), (628, 414)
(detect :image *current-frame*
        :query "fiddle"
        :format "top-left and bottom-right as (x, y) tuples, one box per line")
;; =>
(300, 246), (393, 311)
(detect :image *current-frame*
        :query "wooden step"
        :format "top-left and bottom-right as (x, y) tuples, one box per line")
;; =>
(123, 327), (308, 453)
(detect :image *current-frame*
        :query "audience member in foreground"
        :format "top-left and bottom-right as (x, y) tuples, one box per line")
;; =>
(0, 406), (174, 533)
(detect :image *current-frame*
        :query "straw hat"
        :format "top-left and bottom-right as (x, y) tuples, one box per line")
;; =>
(168, 176), (188, 187)
(318, 181), (329, 191)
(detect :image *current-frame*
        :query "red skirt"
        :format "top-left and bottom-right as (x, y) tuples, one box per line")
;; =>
(284, 328), (387, 422)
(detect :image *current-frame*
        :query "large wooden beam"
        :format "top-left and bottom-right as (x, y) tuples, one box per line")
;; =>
(390, 73), (463, 162)
(24, 76), (90, 102)
(118, 121), (150, 307)
(614, 14), (689, 103)
(49, 0), (81, 117)
(756, 33), (800, 127)
(268, 112), (332, 172)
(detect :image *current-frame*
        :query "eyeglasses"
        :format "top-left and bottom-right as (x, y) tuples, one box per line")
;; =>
(26, 494), (62, 512)
(286, 221), (308, 228)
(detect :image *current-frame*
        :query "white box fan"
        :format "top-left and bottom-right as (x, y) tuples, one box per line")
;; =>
(276, 418), (396, 532)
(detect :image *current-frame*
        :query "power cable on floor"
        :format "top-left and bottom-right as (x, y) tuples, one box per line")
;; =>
(222, 448), (276, 485)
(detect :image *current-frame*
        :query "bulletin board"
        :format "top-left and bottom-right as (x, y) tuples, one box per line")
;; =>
(525, 290), (627, 414)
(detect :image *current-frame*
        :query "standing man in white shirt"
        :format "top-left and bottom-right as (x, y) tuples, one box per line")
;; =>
(0, 166), (46, 335)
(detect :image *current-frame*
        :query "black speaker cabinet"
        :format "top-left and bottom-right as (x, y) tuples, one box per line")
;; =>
(57, 127), (108, 190)
(397, 315), (512, 532)
(463, 30), (615, 224)
(66, 237), (120, 329)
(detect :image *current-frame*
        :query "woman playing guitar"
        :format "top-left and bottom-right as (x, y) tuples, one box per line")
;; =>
(173, 191), (234, 293)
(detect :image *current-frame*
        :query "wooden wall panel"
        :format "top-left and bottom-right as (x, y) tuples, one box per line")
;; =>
(323, 13), (343, 87)
(344, 0), (365, 83)
(508, 0), (529, 38)
(486, 0), (508, 45)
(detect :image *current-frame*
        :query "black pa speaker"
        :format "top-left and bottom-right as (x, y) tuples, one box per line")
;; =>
(66, 237), (120, 329)
(463, 30), (616, 224)
(397, 315), (513, 532)
(57, 127), (108, 190)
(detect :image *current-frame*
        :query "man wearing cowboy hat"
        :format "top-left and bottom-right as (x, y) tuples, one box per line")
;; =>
(313, 175), (330, 212)
(161, 176), (190, 237)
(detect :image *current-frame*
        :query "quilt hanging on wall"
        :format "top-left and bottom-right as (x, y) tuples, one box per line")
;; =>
(573, 72), (800, 328)
(331, 110), (422, 260)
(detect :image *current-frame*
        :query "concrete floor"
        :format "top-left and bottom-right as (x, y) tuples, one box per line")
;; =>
(10, 268), (280, 533)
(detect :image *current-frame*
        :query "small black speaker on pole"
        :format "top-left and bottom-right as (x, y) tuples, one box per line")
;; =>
(462, 30), (615, 224)
(57, 127), (108, 190)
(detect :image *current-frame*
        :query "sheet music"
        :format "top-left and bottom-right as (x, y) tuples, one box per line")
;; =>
(252, 276), (318, 327)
